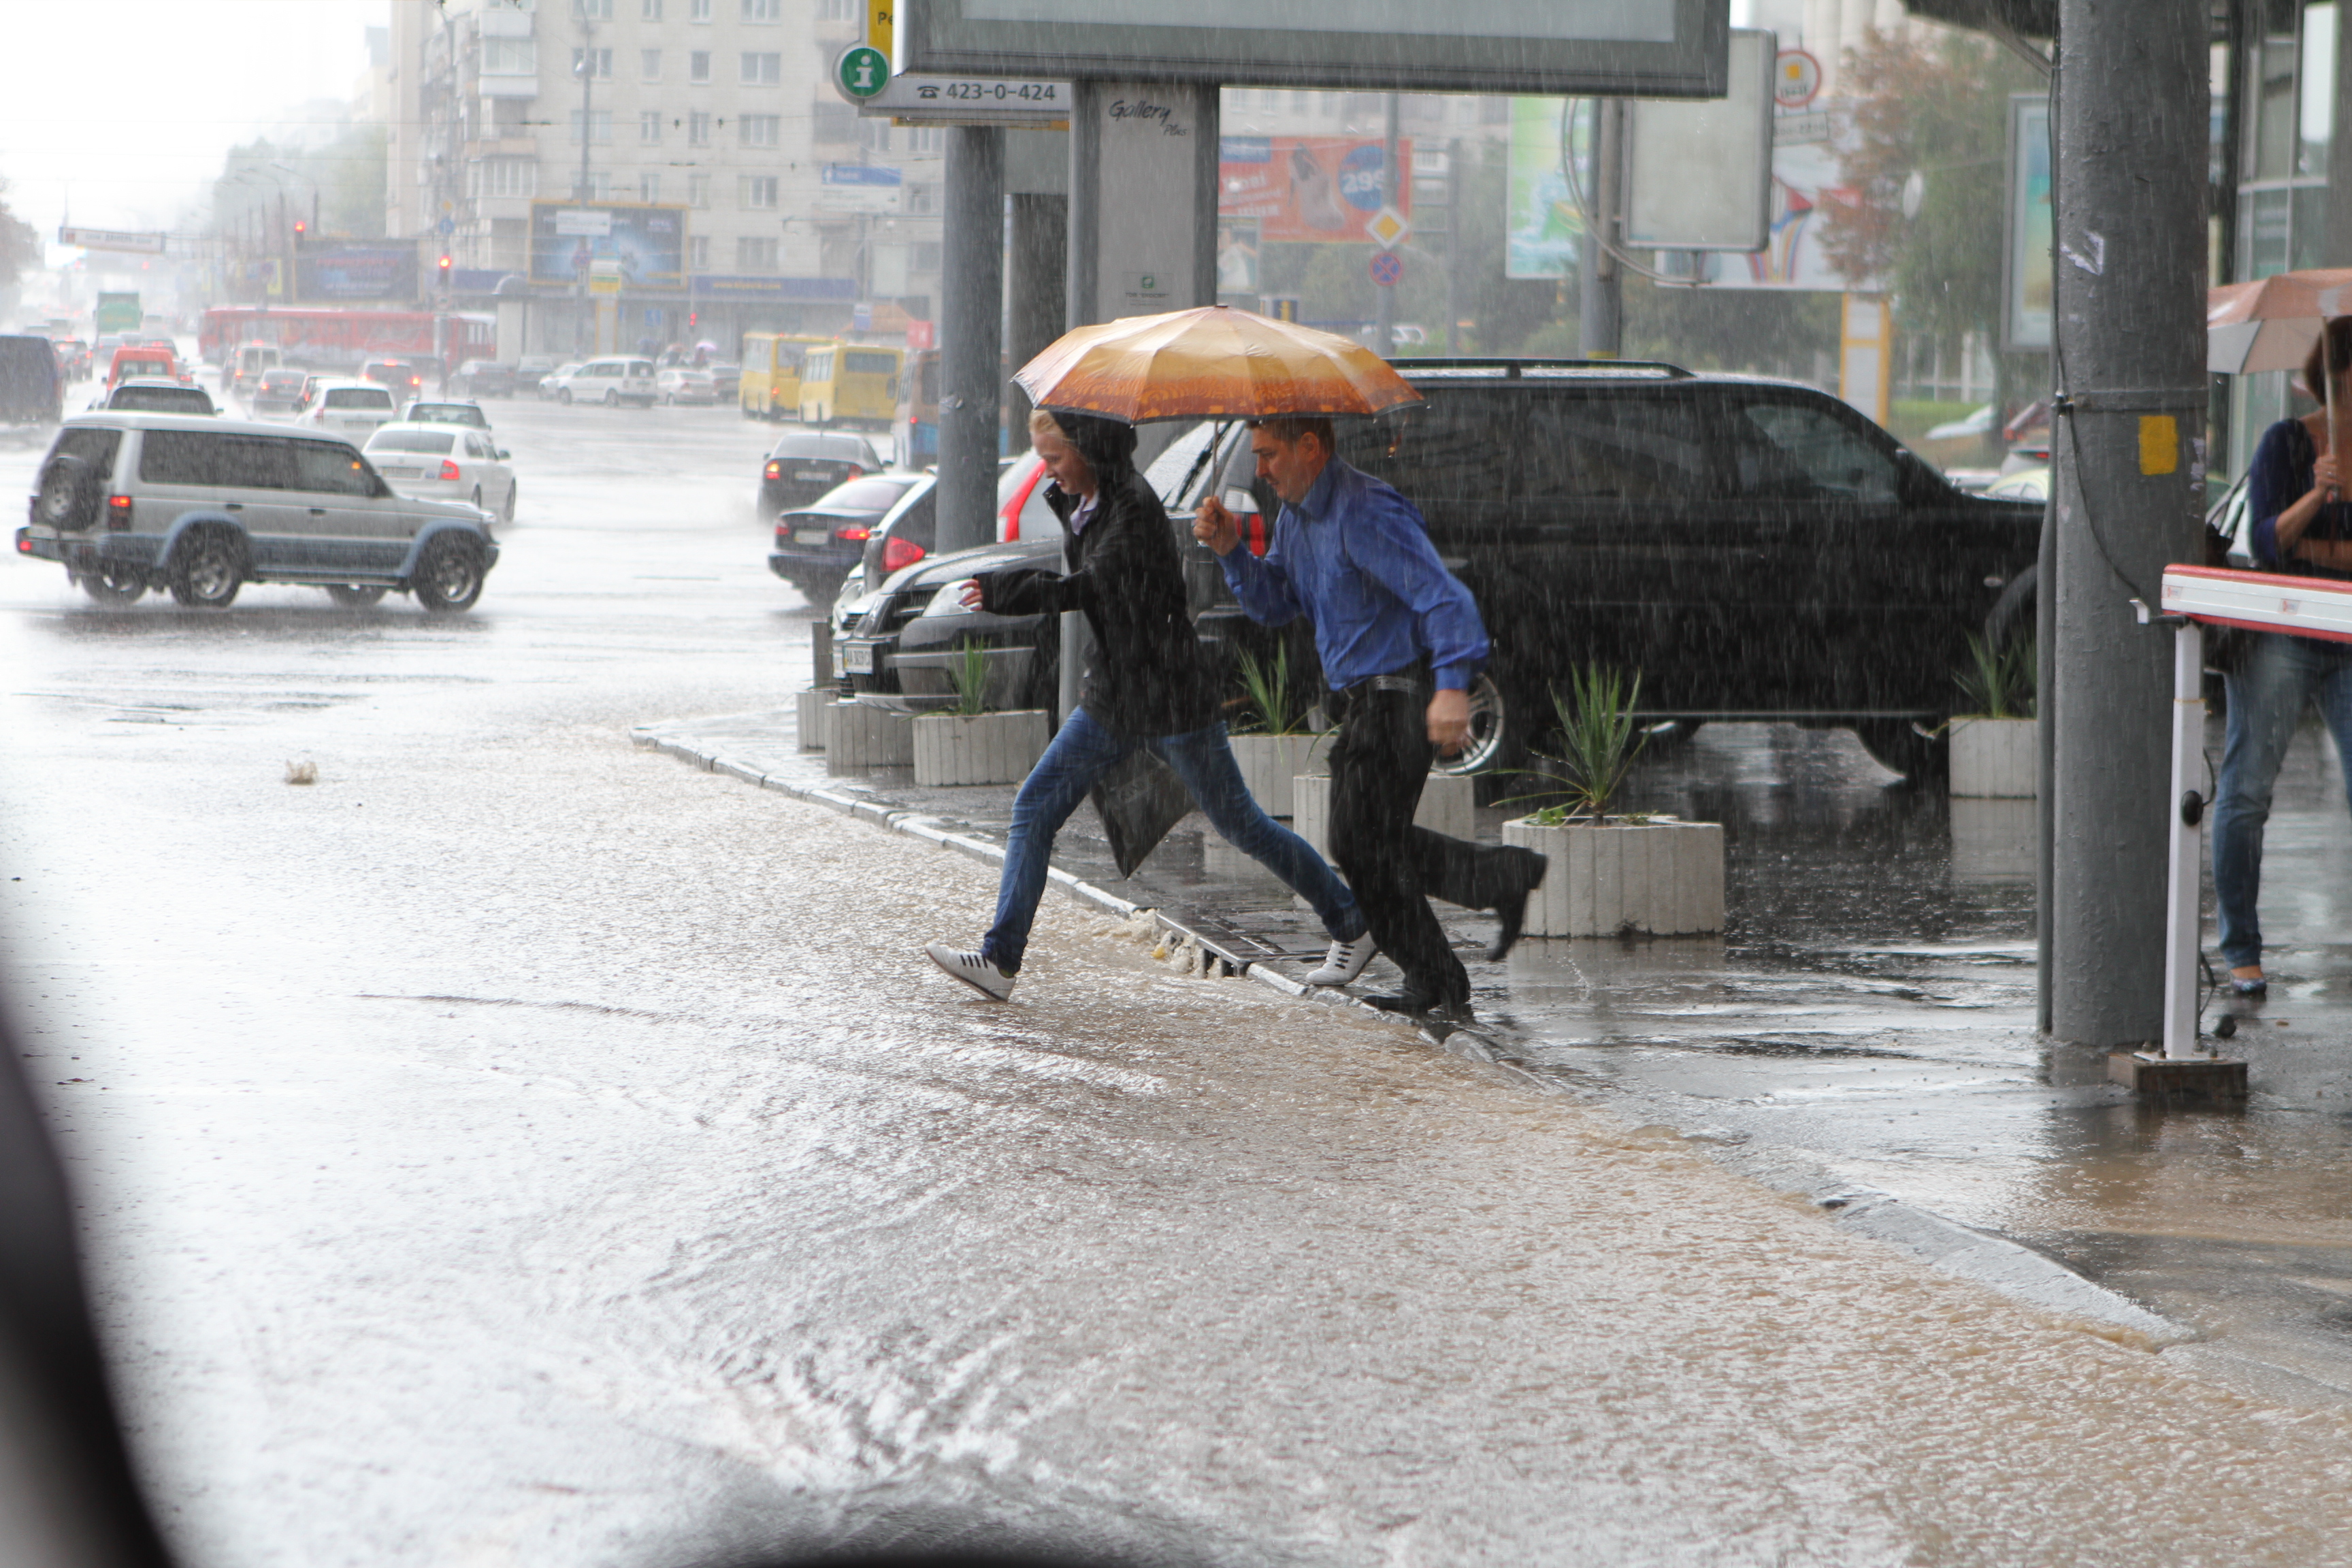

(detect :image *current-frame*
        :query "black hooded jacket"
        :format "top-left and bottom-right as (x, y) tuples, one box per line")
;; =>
(975, 413), (1218, 739)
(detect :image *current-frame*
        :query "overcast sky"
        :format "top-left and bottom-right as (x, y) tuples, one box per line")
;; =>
(0, 0), (388, 255)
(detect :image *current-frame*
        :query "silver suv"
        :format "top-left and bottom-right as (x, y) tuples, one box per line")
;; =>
(16, 411), (500, 610)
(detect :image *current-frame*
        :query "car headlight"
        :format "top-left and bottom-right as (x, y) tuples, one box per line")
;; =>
(917, 581), (978, 619)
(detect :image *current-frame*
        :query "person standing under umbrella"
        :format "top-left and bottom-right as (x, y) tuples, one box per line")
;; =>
(1196, 417), (1547, 1022)
(2211, 318), (2352, 997)
(924, 410), (1377, 1001)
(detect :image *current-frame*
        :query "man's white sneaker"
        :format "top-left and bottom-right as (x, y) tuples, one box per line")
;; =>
(1305, 932), (1378, 987)
(926, 942), (1015, 1000)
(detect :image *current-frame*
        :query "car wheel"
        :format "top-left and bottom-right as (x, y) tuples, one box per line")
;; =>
(325, 584), (387, 606)
(166, 527), (242, 608)
(502, 482), (517, 525)
(412, 535), (486, 613)
(1853, 719), (1948, 786)
(76, 564), (145, 604)
(603, 389), (620, 408)
(1431, 670), (1529, 790)
(558, 389), (572, 405)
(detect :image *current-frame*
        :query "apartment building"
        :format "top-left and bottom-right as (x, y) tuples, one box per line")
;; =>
(382, 0), (944, 350)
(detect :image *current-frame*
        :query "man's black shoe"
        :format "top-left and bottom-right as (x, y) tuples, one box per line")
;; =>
(1366, 990), (1475, 1024)
(1486, 846), (1550, 963)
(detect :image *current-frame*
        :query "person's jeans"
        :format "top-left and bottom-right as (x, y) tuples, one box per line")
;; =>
(981, 707), (1366, 974)
(2212, 631), (2352, 970)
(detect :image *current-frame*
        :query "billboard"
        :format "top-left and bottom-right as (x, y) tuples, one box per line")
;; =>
(528, 202), (688, 287)
(2002, 94), (2052, 351)
(1505, 98), (1582, 280)
(906, 0), (1727, 96)
(1218, 137), (1410, 244)
(1661, 109), (1864, 290)
(297, 246), (420, 302)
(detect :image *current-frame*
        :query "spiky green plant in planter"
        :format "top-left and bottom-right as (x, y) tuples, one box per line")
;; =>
(1513, 664), (1649, 825)
(1955, 632), (2036, 719)
(1233, 643), (1304, 735)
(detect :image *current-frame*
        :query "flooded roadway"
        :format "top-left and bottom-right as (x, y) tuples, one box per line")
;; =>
(10, 399), (2352, 1563)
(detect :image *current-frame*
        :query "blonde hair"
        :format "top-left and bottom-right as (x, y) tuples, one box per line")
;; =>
(1028, 408), (1067, 443)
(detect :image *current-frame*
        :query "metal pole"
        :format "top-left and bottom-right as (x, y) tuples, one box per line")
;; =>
(1579, 99), (1622, 357)
(2046, 0), (2208, 1047)
(1374, 92), (1399, 356)
(576, 22), (593, 353)
(2160, 621), (2206, 1058)
(1443, 135), (1460, 355)
(936, 125), (1004, 557)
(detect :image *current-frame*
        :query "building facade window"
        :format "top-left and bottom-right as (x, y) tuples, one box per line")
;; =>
(640, 172), (662, 202)
(688, 173), (710, 208)
(687, 110), (712, 146)
(480, 37), (537, 76)
(571, 47), (613, 80)
(740, 113), (779, 147)
(819, 0), (858, 17)
(640, 0), (663, 16)
(737, 235), (779, 271)
(575, 170), (613, 200)
(813, 101), (855, 142)
(639, 110), (662, 144)
(640, 48), (662, 80)
(576, 0), (613, 18)
(741, 174), (779, 208)
(740, 51), (781, 85)
(689, 0), (710, 19)
(689, 235), (710, 270)
(689, 50), (711, 83)
(472, 158), (538, 199)
(569, 109), (614, 144)
(742, 0), (781, 20)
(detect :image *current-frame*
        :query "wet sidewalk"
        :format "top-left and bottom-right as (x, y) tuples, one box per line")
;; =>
(636, 697), (2352, 1400)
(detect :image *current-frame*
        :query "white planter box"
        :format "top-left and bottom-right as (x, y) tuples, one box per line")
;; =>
(1228, 732), (1332, 818)
(1501, 815), (1725, 938)
(1292, 770), (1476, 861)
(795, 687), (833, 751)
(1949, 797), (2036, 884)
(1949, 716), (2036, 798)
(913, 710), (1050, 787)
(826, 700), (913, 772)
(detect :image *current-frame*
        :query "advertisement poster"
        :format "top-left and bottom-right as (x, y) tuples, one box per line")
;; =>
(1505, 97), (1581, 280)
(296, 246), (419, 301)
(1216, 217), (1260, 293)
(1218, 136), (1409, 244)
(1674, 111), (1865, 291)
(528, 201), (687, 287)
(2002, 95), (2051, 350)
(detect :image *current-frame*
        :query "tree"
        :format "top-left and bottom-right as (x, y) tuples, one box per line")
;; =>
(1823, 27), (2044, 389)
(0, 178), (40, 297)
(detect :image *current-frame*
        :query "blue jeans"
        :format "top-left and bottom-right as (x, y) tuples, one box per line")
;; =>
(2212, 631), (2352, 969)
(982, 707), (1366, 973)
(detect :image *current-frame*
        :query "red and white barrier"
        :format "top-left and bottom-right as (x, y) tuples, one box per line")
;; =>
(2155, 566), (2352, 1057)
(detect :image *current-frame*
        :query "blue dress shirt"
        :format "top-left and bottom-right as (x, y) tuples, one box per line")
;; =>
(1218, 456), (1489, 692)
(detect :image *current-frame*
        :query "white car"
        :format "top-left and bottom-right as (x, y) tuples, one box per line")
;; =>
(363, 421), (517, 524)
(655, 366), (717, 406)
(543, 356), (656, 408)
(536, 361), (582, 399)
(296, 379), (398, 438)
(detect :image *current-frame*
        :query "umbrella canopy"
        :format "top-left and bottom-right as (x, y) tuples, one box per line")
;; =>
(1014, 304), (1422, 424)
(2207, 267), (2352, 374)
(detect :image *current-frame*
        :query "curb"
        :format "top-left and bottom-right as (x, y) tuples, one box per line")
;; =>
(633, 719), (2198, 1352)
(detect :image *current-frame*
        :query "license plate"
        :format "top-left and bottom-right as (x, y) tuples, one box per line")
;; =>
(795, 527), (833, 545)
(841, 641), (876, 674)
(380, 466), (419, 478)
(794, 469), (832, 481)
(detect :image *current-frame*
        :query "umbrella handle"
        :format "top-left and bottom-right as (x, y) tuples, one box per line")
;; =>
(2330, 326), (2343, 500)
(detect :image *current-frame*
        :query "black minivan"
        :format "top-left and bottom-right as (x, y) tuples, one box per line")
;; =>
(0, 335), (63, 425)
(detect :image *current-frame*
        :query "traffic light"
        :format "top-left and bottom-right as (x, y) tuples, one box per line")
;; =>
(437, 253), (453, 289)
(293, 218), (307, 245)
(687, 311), (698, 328)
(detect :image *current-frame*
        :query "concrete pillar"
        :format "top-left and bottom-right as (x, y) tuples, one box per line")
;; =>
(1578, 99), (1622, 357)
(1007, 194), (1067, 436)
(2046, 0), (2209, 1047)
(937, 125), (1004, 558)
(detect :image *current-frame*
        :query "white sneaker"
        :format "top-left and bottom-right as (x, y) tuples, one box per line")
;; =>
(1305, 932), (1377, 987)
(926, 942), (1015, 1000)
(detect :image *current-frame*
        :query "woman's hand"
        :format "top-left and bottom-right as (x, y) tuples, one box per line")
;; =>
(2316, 452), (2342, 499)
(957, 578), (984, 611)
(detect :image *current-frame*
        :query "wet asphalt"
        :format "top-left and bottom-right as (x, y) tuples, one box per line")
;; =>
(10, 393), (2352, 1565)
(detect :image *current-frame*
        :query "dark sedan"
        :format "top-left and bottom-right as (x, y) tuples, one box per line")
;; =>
(450, 359), (517, 397)
(833, 536), (1065, 710)
(767, 472), (925, 606)
(760, 430), (885, 514)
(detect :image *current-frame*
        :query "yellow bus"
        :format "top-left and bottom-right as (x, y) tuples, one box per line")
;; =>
(798, 343), (902, 429)
(737, 332), (832, 421)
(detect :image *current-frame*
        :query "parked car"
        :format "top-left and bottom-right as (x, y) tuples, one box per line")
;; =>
(543, 357), (655, 407)
(99, 378), (214, 416)
(16, 411), (499, 610)
(766, 472), (925, 606)
(760, 429), (885, 514)
(535, 361), (581, 399)
(655, 367), (717, 406)
(832, 533), (1066, 710)
(1982, 465), (2048, 502)
(359, 359), (427, 400)
(0, 333), (63, 424)
(399, 399), (492, 429)
(295, 379), (399, 438)
(246, 366), (310, 419)
(994, 447), (1058, 542)
(222, 341), (279, 395)
(448, 359), (516, 398)
(363, 421), (517, 523)
(705, 361), (742, 399)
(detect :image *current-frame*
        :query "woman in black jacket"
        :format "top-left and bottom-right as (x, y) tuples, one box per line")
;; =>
(925, 410), (1375, 1000)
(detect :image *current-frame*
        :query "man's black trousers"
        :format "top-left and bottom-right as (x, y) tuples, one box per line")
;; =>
(1324, 685), (1520, 1007)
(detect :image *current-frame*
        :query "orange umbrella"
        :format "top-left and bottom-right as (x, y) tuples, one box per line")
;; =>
(1013, 304), (1422, 424)
(2210, 267), (2352, 478)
